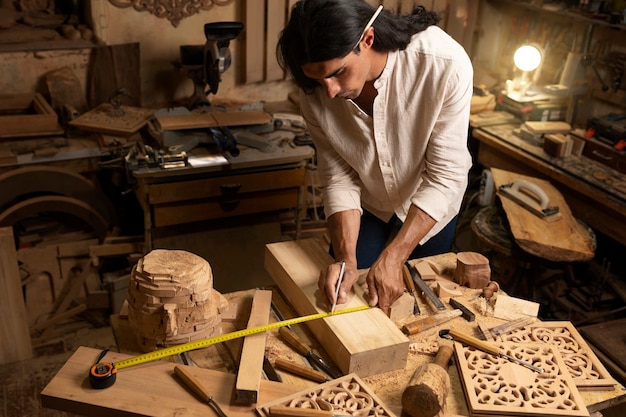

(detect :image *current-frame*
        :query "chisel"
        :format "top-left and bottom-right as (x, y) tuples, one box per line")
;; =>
(278, 326), (343, 379)
(402, 264), (421, 315)
(268, 405), (352, 417)
(174, 365), (229, 417)
(401, 309), (462, 335)
(405, 262), (446, 311)
(273, 357), (328, 382)
(444, 329), (544, 373)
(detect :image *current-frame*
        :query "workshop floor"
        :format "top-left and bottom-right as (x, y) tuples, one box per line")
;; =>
(3, 200), (626, 417)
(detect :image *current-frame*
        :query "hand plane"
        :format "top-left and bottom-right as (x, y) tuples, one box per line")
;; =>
(498, 180), (561, 220)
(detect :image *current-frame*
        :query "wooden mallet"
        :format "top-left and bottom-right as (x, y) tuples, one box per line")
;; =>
(401, 339), (454, 417)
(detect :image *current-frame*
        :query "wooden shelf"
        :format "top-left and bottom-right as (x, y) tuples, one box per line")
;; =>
(489, 0), (626, 32)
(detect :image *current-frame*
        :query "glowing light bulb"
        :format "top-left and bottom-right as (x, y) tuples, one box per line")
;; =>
(513, 45), (542, 72)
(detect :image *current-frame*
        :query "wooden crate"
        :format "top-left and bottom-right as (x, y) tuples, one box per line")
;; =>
(0, 93), (58, 138)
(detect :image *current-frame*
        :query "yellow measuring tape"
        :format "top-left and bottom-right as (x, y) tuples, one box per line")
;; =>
(89, 304), (370, 388)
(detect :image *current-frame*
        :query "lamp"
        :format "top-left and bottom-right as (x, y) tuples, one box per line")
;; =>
(507, 44), (543, 97)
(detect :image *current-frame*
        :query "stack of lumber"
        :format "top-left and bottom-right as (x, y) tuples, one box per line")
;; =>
(127, 249), (228, 352)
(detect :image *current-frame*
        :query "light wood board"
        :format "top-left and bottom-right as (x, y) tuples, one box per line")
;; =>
(0, 227), (32, 364)
(491, 167), (595, 262)
(69, 103), (153, 135)
(264, 239), (409, 378)
(40, 346), (301, 417)
(235, 289), (272, 404)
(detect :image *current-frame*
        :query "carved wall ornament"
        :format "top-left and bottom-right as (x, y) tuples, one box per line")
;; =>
(107, 0), (235, 27)
(454, 342), (589, 417)
(257, 374), (397, 417)
(497, 321), (616, 390)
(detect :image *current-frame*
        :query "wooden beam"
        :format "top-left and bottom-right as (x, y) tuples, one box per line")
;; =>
(266, 0), (286, 81)
(235, 289), (273, 404)
(0, 227), (32, 364)
(245, 1), (265, 83)
(264, 239), (409, 378)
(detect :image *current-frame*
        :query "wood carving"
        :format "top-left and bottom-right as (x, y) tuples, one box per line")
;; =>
(127, 249), (228, 352)
(454, 342), (589, 417)
(69, 103), (153, 136)
(497, 321), (616, 390)
(107, 0), (235, 27)
(453, 252), (491, 289)
(257, 373), (397, 417)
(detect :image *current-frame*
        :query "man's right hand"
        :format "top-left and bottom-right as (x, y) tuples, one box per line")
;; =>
(318, 260), (358, 310)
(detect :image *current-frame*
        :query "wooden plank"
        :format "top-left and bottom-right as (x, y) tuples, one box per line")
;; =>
(245, 0), (265, 83)
(235, 289), (273, 404)
(266, 0), (286, 81)
(156, 110), (272, 131)
(88, 43), (141, 108)
(41, 346), (301, 417)
(491, 167), (595, 262)
(0, 227), (33, 364)
(264, 239), (409, 378)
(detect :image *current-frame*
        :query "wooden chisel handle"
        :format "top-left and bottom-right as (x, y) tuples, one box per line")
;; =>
(274, 357), (328, 382)
(174, 365), (213, 402)
(278, 327), (311, 355)
(269, 405), (332, 417)
(448, 329), (500, 356)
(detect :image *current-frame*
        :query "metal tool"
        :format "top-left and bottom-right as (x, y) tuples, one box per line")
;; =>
(489, 316), (535, 338)
(405, 262), (446, 312)
(401, 309), (462, 336)
(263, 355), (282, 382)
(441, 329), (544, 373)
(174, 365), (228, 417)
(268, 405), (352, 417)
(402, 264), (421, 315)
(498, 180), (560, 219)
(448, 298), (476, 322)
(278, 326), (343, 379)
(88, 304), (369, 389)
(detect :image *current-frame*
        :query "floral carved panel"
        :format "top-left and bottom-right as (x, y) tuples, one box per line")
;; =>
(108, 0), (235, 27)
(498, 321), (616, 390)
(454, 342), (589, 417)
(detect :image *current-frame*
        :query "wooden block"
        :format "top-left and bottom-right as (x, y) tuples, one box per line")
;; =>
(264, 239), (409, 378)
(524, 121), (572, 134)
(388, 292), (414, 323)
(41, 346), (301, 417)
(0, 227), (33, 364)
(413, 261), (437, 281)
(69, 103), (153, 136)
(453, 252), (491, 289)
(493, 294), (539, 320)
(235, 289), (272, 404)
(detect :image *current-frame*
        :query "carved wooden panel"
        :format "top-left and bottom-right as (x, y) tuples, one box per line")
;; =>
(454, 342), (589, 417)
(497, 321), (616, 390)
(257, 373), (397, 417)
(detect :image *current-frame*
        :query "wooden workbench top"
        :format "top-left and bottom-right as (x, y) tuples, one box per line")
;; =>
(42, 261), (626, 417)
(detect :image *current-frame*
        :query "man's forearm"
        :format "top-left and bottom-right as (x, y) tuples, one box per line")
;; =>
(382, 205), (436, 264)
(326, 209), (361, 264)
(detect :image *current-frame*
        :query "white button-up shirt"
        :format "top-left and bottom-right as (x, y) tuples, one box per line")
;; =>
(300, 26), (474, 244)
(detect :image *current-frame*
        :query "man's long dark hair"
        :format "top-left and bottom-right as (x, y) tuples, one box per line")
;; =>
(277, 0), (440, 93)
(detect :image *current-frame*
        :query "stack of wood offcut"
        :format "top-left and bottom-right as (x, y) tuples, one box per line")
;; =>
(127, 249), (228, 352)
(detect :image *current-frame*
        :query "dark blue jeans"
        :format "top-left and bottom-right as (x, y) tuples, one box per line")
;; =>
(330, 210), (458, 269)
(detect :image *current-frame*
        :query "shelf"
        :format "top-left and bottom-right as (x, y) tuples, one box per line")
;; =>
(488, 0), (626, 32)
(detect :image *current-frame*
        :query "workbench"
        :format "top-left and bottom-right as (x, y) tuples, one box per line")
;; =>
(472, 123), (626, 248)
(132, 144), (315, 250)
(41, 250), (626, 417)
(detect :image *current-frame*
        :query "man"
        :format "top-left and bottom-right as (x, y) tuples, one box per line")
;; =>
(276, 0), (473, 316)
